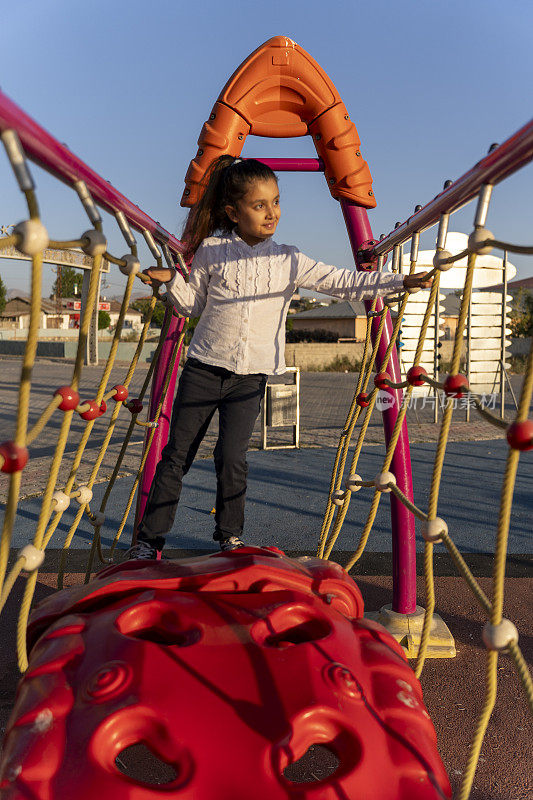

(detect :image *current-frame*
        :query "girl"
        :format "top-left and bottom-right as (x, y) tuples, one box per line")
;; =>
(130, 156), (431, 558)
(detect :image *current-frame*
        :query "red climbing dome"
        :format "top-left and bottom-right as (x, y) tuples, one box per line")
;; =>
(0, 548), (450, 799)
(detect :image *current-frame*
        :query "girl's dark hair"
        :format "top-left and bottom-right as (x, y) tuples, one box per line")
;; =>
(182, 156), (278, 259)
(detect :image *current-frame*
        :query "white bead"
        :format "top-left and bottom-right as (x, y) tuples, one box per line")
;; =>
(76, 485), (93, 504)
(374, 471), (396, 492)
(52, 490), (70, 512)
(331, 489), (346, 506)
(19, 544), (45, 571)
(482, 618), (518, 651)
(119, 254), (141, 276)
(432, 249), (453, 272)
(13, 219), (49, 256)
(468, 227), (494, 255)
(81, 229), (107, 256)
(421, 517), (448, 542)
(345, 473), (363, 492)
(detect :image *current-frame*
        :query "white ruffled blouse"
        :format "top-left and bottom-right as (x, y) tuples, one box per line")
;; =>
(164, 230), (404, 375)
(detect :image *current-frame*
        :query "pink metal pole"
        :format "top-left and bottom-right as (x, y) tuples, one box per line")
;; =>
(0, 90), (185, 253)
(134, 311), (186, 533)
(255, 158), (324, 171)
(340, 201), (416, 615)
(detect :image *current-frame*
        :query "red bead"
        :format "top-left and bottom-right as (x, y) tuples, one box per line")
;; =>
(79, 400), (101, 421)
(406, 366), (428, 387)
(356, 392), (370, 408)
(54, 386), (80, 411)
(0, 441), (29, 473)
(443, 374), (469, 398)
(126, 398), (143, 415)
(112, 384), (129, 402)
(506, 420), (533, 451)
(374, 372), (391, 390)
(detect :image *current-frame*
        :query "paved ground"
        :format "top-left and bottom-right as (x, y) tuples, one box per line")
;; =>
(0, 359), (526, 503)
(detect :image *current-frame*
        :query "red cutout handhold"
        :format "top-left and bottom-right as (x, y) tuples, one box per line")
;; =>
(443, 374), (469, 398)
(0, 441), (29, 473)
(407, 366), (428, 387)
(54, 386), (80, 411)
(112, 384), (128, 402)
(506, 420), (533, 451)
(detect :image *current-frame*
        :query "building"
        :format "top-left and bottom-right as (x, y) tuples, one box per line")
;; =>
(0, 295), (142, 331)
(290, 300), (367, 340)
(0, 296), (70, 329)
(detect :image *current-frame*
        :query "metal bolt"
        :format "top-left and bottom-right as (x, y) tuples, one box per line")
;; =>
(184, 188), (190, 195)
(198, 149), (203, 156)
(344, 114), (349, 120)
(380, 233), (386, 240)
(395, 221), (401, 229)
(329, 177), (335, 185)
(415, 204), (422, 212)
(238, 134), (244, 140)
(488, 142), (499, 153)
(355, 151), (361, 157)
(368, 190), (373, 196)
(315, 134), (321, 141)
(209, 113), (216, 120)
(443, 179), (453, 189)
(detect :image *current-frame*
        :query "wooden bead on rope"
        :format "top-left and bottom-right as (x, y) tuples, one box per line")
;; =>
(443, 374), (469, 398)
(0, 441), (29, 473)
(54, 386), (80, 411)
(506, 420), (533, 451)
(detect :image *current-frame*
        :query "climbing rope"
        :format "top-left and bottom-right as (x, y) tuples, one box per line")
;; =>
(318, 182), (533, 799)
(0, 130), (189, 671)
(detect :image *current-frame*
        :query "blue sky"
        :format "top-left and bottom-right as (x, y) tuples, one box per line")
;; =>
(0, 0), (532, 297)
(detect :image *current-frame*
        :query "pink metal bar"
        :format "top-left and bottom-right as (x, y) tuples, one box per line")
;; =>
(254, 158), (324, 171)
(374, 117), (533, 256)
(135, 312), (187, 532)
(340, 201), (417, 615)
(0, 88), (187, 541)
(0, 90), (185, 253)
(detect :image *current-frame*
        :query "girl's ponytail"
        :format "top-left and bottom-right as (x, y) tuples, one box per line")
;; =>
(182, 156), (277, 260)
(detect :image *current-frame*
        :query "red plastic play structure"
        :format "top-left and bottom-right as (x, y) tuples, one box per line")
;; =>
(1, 548), (450, 798)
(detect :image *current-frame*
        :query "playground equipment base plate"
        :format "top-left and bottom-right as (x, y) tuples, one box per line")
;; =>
(366, 604), (456, 659)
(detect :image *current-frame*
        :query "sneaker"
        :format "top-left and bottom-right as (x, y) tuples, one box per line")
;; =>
(219, 535), (245, 552)
(124, 540), (162, 561)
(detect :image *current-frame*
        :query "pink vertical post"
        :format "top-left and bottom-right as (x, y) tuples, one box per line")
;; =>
(134, 310), (186, 532)
(340, 200), (417, 614)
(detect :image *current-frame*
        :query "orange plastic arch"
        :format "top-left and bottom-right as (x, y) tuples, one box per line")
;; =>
(181, 36), (375, 209)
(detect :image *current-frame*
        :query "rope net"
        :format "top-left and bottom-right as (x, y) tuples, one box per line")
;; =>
(317, 183), (533, 798)
(0, 127), (190, 671)
(0, 100), (532, 799)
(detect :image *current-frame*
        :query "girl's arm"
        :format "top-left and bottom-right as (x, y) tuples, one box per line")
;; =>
(142, 248), (210, 317)
(295, 251), (430, 300)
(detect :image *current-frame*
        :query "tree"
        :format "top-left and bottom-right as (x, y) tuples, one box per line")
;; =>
(98, 310), (111, 330)
(50, 266), (83, 299)
(509, 288), (533, 337)
(131, 297), (167, 328)
(0, 274), (6, 313)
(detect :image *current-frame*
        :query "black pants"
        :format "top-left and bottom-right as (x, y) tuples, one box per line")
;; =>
(138, 358), (266, 547)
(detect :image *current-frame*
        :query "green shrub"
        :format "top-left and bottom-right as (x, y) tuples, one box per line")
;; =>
(319, 355), (361, 372)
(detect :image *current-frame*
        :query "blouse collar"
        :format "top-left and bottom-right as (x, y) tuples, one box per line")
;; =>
(230, 229), (273, 255)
